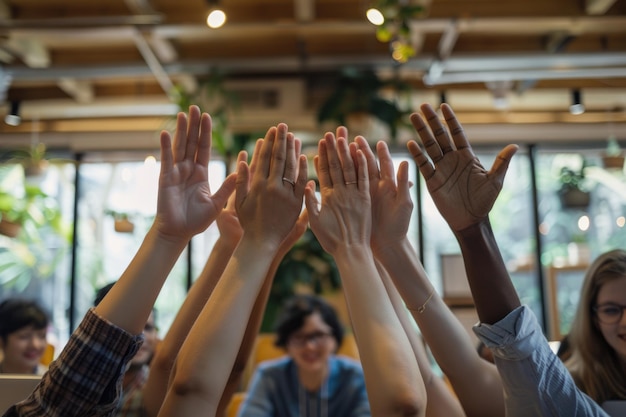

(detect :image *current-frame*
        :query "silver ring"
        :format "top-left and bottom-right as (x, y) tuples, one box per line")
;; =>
(345, 181), (358, 185)
(282, 177), (295, 187)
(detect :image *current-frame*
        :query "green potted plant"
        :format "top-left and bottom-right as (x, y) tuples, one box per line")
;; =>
(4, 142), (50, 178)
(601, 136), (625, 170)
(316, 67), (412, 142)
(558, 163), (591, 209)
(104, 209), (135, 233)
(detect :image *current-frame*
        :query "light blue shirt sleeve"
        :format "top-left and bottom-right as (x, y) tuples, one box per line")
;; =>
(473, 305), (609, 417)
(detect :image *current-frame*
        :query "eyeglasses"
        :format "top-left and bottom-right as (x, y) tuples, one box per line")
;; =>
(288, 331), (332, 348)
(593, 303), (626, 325)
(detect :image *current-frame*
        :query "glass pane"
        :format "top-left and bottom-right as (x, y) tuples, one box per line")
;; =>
(535, 147), (626, 338)
(76, 157), (226, 337)
(0, 162), (75, 351)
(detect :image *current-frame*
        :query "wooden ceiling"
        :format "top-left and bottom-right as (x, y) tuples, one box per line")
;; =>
(1, 0), (626, 149)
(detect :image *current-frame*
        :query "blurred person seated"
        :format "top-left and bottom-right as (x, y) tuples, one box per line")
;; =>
(565, 250), (626, 406)
(0, 299), (49, 375)
(238, 294), (370, 417)
(94, 282), (159, 416)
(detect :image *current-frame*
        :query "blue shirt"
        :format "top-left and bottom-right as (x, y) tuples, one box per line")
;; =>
(473, 305), (609, 417)
(238, 355), (370, 417)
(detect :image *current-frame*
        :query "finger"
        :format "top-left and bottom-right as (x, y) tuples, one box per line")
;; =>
(195, 112), (212, 167)
(248, 138), (263, 176)
(355, 136), (379, 183)
(271, 123), (289, 183)
(281, 131), (297, 188)
(407, 140), (436, 180)
(184, 105), (202, 161)
(376, 141), (395, 182)
(338, 137), (357, 186)
(441, 103), (471, 151)
(211, 173), (237, 212)
(410, 108), (442, 163)
(323, 132), (344, 187)
(304, 180), (320, 224)
(226, 151), (247, 210)
(355, 149), (369, 191)
(257, 126), (277, 179)
(490, 144), (519, 186)
(159, 130), (173, 178)
(316, 139), (331, 189)
(235, 160), (250, 209)
(336, 125), (348, 140)
(173, 111), (188, 163)
(420, 103), (452, 160)
(294, 154), (308, 198)
(396, 161), (411, 202)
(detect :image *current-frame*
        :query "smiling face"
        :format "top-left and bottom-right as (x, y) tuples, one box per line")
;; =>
(0, 325), (47, 374)
(286, 311), (337, 375)
(595, 275), (626, 366)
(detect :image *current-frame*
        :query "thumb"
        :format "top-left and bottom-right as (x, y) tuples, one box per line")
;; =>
(303, 180), (320, 225)
(211, 173), (237, 209)
(490, 144), (518, 186)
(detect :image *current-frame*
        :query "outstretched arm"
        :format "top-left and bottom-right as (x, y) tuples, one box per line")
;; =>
(95, 105), (236, 334)
(158, 123), (308, 417)
(305, 131), (425, 417)
(9, 106), (236, 417)
(407, 103), (519, 324)
(356, 136), (504, 417)
(407, 103), (607, 417)
(375, 261), (466, 417)
(142, 152), (247, 417)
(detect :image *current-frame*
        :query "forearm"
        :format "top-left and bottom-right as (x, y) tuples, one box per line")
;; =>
(454, 219), (520, 324)
(376, 237), (504, 417)
(376, 238), (483, 373)
(336, 247), (425, 417)
(159, 238), (277, 416)
(216, 262), (275, 414)
(94, 226), (188, 335)
(376, 261), (465, 417)
(144, 236), (238, 417)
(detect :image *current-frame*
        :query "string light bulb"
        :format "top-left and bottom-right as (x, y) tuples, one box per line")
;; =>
(207, 8), (226, 28)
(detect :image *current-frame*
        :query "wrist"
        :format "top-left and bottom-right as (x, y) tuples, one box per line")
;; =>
(372, 236), (411, 261)
(453, 218), (492, 243)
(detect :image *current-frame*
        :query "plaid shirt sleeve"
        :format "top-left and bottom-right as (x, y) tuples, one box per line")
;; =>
(3, 308), (143, 417)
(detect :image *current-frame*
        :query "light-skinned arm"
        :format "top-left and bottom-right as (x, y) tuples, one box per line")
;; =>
(305, 131), (426, 417)
(94, 105), (236, 336)
(356, 136), (505, 417)
(157, 123), (308, 417)
(142, 151), (247, 417)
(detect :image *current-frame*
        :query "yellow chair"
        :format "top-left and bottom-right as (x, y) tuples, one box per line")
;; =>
(225, 392), (247, 417)
(40, 343), (55, 366)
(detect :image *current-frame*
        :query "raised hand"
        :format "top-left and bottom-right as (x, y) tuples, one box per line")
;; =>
(354, 137), (412, 254)
(407, 103), (517, 231)
(235, 123), (308, 247)
(305, 131), (370, 255)
(156, 105), (236, 241)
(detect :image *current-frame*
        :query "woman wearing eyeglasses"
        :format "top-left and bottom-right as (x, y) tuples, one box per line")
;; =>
(566, 249), (626, 407)
(238, 294), (370, 417)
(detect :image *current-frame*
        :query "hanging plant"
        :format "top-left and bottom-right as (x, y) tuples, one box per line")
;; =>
(317, 67), (412, 142)
(370, 0), (425, 63)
